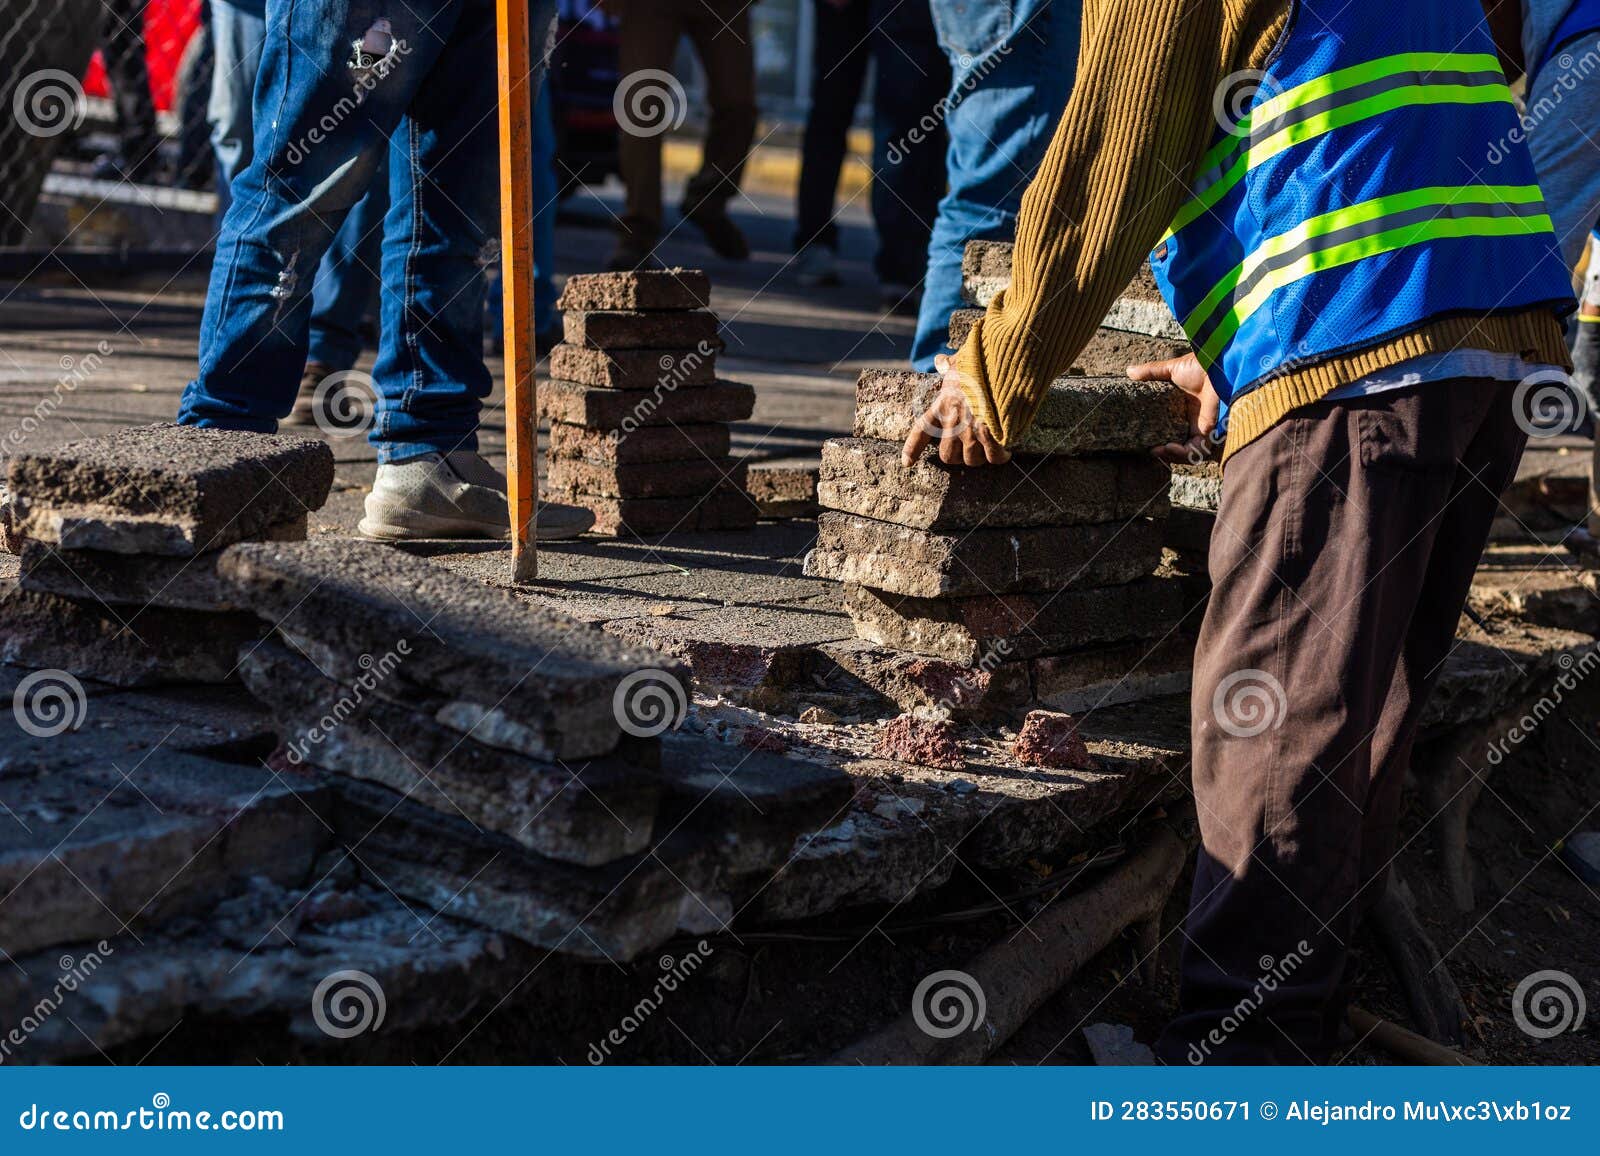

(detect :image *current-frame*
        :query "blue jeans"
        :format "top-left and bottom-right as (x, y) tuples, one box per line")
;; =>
(207, 0), (386, 373)
(182, 0), (555, 462)
(910, 0), (1081, 369)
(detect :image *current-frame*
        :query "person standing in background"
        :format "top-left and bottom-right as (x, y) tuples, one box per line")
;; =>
(606, 0), (758, 270)
(909, 0), (1081, 369)
(207, 0), (389, 429)
(95, 0), (163, 181)
(791, 0), (950, 308)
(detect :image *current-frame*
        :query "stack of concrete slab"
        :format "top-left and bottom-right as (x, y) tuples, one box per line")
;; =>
(221, 537), (852, 956)
(948, 241), (1190, 375)
(1, 424), (333, 685)
(542, 269), (757, 536)
(806, 371), (1193, 714)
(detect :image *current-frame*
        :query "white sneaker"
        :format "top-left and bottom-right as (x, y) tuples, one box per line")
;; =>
(359, 451), (594, 542)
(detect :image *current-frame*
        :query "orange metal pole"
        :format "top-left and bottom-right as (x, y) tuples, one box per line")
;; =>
(496, 0), (538, 582)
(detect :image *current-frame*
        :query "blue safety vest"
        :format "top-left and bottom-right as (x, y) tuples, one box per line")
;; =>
(1150, 0), (1574, 418)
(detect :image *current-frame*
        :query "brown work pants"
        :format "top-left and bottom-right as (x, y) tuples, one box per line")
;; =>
(612, 0), (758, 241)
(1156, 379), (1527, 1064)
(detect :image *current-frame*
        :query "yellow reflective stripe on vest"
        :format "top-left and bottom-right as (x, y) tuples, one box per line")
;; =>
(1165, 51), (1511, 242)
(1188, 185), (1553, 365)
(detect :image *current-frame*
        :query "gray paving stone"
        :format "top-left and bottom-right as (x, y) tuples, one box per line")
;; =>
(958, 242), (1184, 337)
(539, 378), (755, 429)
(549, 421), (730, 465)
(0, 743), (334, 958)
(547, 343), (717, 390)
(550, 486), (759, 537)
(0, 584), (263, 685)
(842, 577), (1187, 664)
(16, 517), (306, 610)
(238, 638), (661, 867)
(805, 511), (1165, 597)
(853, 370), (1186, 457)
(960, 241), (1014, 307)
(6, 424), (334, 555)
(217, 538), (689, 760)
(548, 456), (746, 499)
(1170, 462), (1222, 512)
(818, 437), (1171, 531)
(564, 309), (720, 350)
(816, 638), (1031, 718)
(948, 312), (1190, 375)
(556, 268), (711, 312)
(745, 461), (819, 518)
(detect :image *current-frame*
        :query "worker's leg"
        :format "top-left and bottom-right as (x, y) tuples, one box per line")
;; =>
(207, 0), (267, 202)
(306, 159), (389, 375)
(681, 0), (758, 215)
(613, 0), (686, 246)
(100, 0), (162, 176)
(793, 0), (872, 253)
(365, 0), (505, 462)
(1356, 386), (1529, 917)
(911, 0), (1079, 368)
(865, 0), (949, 293)
(1156, 380), (1506, 1064)
(531, 73), (560, 338)
(179, 0), (461, 432)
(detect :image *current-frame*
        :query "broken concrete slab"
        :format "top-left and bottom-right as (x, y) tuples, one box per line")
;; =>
(1468, 564), (1600, 636)
(1031, 634), (1195, 714)
(0, 485), (18, 554)
(853, 370), (1187, 457)
(549, 421), (731, 465)
(819, 438), (1171, 531)
(6, 424), (334, 555)
(1170, 462), (1222, 512)
(556, 268), (711, 312)
(548, 456), (746, 500)
(217, 538), (690, 760)
(960, 241), (1014, 308)
(547, 343), (718, 390)
(0, 584), (263, 686)
(564, 309), (721, 350)
(805, 511), (1165, 598)
(817, 638), (1031, 718)
(843, 578), (1187, 664)
(1422, 621), (1598, 731)
(539, 377), (755, 429)
(16, 517), (306, 611)
(338, 777), (688, 961)
(237, 639), (660, 868)
(948, 312), (1188, 371)
(552, 486), (759, 537)
(0, 743), (333, 959)
(746, 460), (819, 518)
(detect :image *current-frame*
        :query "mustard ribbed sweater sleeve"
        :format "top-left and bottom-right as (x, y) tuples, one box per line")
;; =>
(954, 0), (1287, 448)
